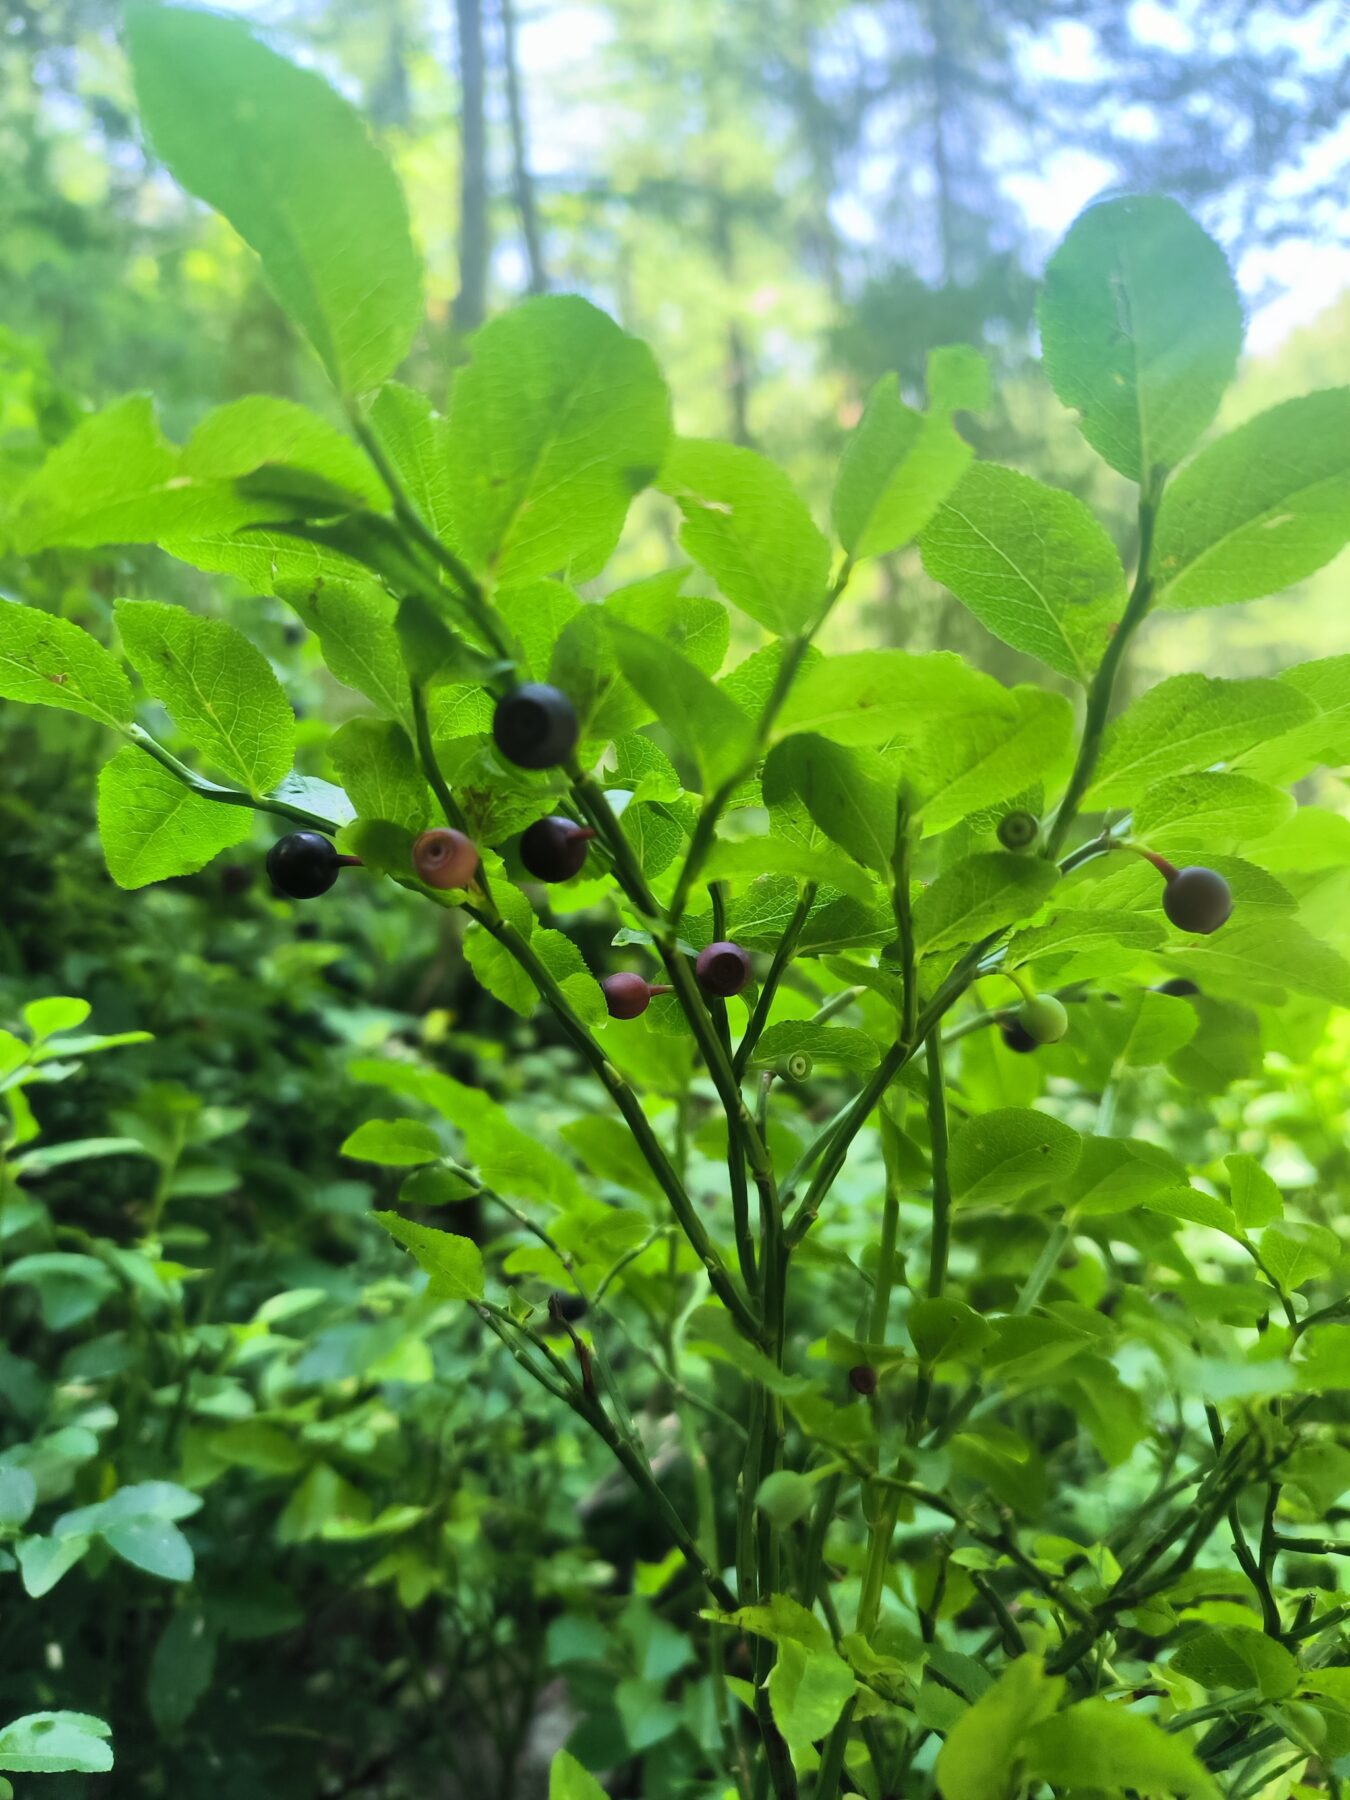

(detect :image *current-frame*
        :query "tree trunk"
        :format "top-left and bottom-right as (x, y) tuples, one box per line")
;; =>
(498, 0), (547, 294)
(452, 0), (490, 334)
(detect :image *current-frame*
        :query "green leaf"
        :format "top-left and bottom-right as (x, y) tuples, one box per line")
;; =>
(1088, 673), (1315, 807)
(104, 1516), (194, 1582)
(1242, 654), (1350, 784)
(911, 686), (1073, 834)
(1297, 1326), (1350, 1391)
(115, 600), (295, 793)
(0, 602), (134, 728)
(913, 852), (1059, 955)
(147, 1608), (216, 1735)
(608, 619), (754, 789)
(831, 374), (972, 559)
(763, 735), (895, 871)
(373, 1213), (485, 1301)
(341, 1119), (442, 1168)
(97, 748), (251, 890)
(660, 439), (831, 634)
(768, 1636), (856, 1757)
(182, 395), (381, 502)
(1177, 915), (1350, 1008)
(1038, 194), (1242, 483)
(0, 1712), (114, 1776)
(328, 719), (430, 833)
(1006, 909), (1164, 968)
(280, 578), (413, 729)
(776, 647), (992, 748)
(1170, 1626), (1298, 1700)
(936, 1654), (1061, 1800)
(1024, 1698), (1219, 1798)
(445, 296), (670, 583)
(15, 1536), (89, 1600)
(949, 1108), (1081, 1207)
(0, 1468), (37, 1529)
(127, 6), (421, 394)
(749, 1022), (880, 1072)
(1259, 1220), (1340, 1291)
(1226, 1154), (1283, 1231)
(606, 572), (729, 677)
(369, 384), (453, 540)
(549, 1749), (607, 1800)
(919, 464), (1121, 683)
(755, 1471), (818, 1530)
(1105, 990), (1199, 1067)
(1154, 390), (1350, 608)
(21, 997), (91, 1042)
(1133, 771), (1294, 850)
(909, 1297), (992, 1367)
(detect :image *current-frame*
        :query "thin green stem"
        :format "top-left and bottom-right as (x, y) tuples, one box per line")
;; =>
(1045, 477), (1163, 859)
(734, 884), (817, 1078)
(126, 725), (338, 832)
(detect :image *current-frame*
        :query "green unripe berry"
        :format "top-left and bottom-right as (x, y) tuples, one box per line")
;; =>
(1017, 993), (1069, 1045)
(997, 809), (1040, 852)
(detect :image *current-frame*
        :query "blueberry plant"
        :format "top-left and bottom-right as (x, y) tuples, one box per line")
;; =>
(3, 8), (1350, 1798)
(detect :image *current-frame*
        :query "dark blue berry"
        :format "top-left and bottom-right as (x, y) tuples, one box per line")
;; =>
(520, 815), (595, 882)
(266, 831), (341, 900)
(492, 683), (579, 770)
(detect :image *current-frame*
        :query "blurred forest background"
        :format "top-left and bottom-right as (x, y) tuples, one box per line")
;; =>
(2, 5), (1350, 1795)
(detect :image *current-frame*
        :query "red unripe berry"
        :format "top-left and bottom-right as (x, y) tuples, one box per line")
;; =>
(519, 815), (595, 882)
(848, 1364), (878, 1396)
(601, 973), (671, 1019)
(412, 827), (479, 890)
(695, 941), (752, 997)
(1162, 865), (1233, 935)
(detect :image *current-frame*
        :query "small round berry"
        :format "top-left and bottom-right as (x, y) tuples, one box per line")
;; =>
(1017, 993), (1069, 1045)
(782, 1052), (813, 1082)
(519, 815), (595, 883)
(267, 831), (341, 900)
(997, 809), (1040, 852)
(601, 973), (671, 1020)
(848, 1364), (878, 1396)
(695, 940), (752, 998)
(492, 683), (580, 770)
(999, 1016), (1038, 1055)
(1155, 977), (1200, 998)
(412, 827), (479, 890)
(549, 1291), (587, 1324)
(1162, 866), (1233, 936)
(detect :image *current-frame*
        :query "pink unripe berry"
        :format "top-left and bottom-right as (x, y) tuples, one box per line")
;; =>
(412, 827), (480, 890)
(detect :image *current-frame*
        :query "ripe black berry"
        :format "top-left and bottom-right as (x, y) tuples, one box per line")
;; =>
(695, 940), (752, 998)
(997, 809), (1039, 852)
(1162, 866), (1233, 936)
(267, 831), (344, 899)
(602, 973), (672, 1019)
(550, 1291), (588, 1324)
(999, 1015), (1038, 1054)
(519, 815), (596, 882)
(1155, 977), (1200, 998)
(412, 828), (479, 890)
(849, 1364), (878, 1396)
(492, 683), (579, 770)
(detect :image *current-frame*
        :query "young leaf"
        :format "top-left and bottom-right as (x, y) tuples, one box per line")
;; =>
(1226, 1153), (1282, 1231)
(341, 1119), (442, 1168)
(913, 853), (1059, 955)
(444, 295), (671, 583)
(97, 749), (251, 890)
(1038, 195), (1242, 484)
(549, 1750), (607, 1800)
(127, 6), (422, 395)
(832, 375), (972, 560)
(660, 439), (831, 635)
(936, 1655), (1061, 1800)
(182, 395), (382, 504)
(368, 383), (454, 540)
(1153, 389), (1350, 608)
(776, 648), (992, 748)
(949, 1108), (1081, 1206)
(1087, 673), (1316, 807)
(1240, 654), (1350, 784)
(762, 735), (896, 871)
(920, 464), (1122, 684)
(115, 600), (295, 794)
(0, 602), (134, 729)
(373, 1213), (485, 1301)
